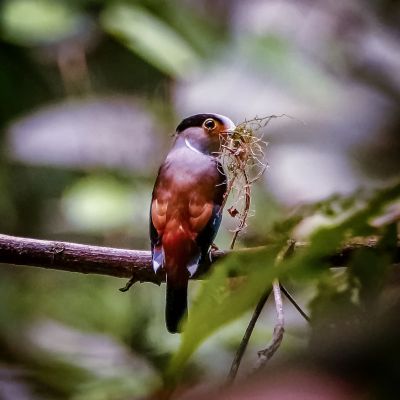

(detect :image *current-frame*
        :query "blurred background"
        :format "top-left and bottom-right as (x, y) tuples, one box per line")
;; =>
(0, 0), (399, 398)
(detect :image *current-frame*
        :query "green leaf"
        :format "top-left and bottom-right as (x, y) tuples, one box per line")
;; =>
(1, 0), (79, 45)
(349, 223), (398, 307)
(62, 175), (133, 232)
(100, 3), (198, 78)
(166, 244), (283, 381)
(309, 269), (360, 323)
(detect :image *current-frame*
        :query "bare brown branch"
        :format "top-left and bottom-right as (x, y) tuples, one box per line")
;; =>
(0, 233), (163, 282)
(0, 234), (399, 283)
(0, 233), (219, 284)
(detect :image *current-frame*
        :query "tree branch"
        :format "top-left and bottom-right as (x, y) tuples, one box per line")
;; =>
(0, 234), (399, 283)
(0, 234), (160, 283)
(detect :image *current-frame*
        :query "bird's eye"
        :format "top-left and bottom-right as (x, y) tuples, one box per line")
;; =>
(203, 118), (216, 130)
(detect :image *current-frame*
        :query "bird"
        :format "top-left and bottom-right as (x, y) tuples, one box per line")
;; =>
(150, 113), (236, 333)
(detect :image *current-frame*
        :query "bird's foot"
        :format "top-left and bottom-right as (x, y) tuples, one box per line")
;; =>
(208, 243), (219, 263)
(119, 276), (137, 292)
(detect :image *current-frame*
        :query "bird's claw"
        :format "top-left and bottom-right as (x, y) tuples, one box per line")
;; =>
(119, 277), (137, 292)
(208, 243), (219, 263)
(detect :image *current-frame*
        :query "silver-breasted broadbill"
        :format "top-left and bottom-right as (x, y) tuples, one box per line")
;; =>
(150, 113), (236, 333)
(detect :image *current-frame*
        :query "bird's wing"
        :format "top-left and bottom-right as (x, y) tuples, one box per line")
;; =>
(195, 204), (223, 259)
(150, 165), (168, 272)
(150, 195), (168, 272)
(195, 161), (227, 261)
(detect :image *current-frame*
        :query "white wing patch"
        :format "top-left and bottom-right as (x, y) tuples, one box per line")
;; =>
(187, 254), (201, 277)
(152, 248), (164, 273)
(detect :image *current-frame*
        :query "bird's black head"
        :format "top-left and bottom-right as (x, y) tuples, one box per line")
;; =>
(176, 113), (233, 134)
(173, 113), (235, 155)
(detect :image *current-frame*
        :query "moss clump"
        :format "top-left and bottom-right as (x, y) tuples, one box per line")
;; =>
(218, 116), (279, 248)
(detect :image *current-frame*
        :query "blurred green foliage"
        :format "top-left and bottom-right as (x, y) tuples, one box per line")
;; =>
(168, 181), (400, 380)
(101, 3), (199, 78)
(2, 0), (79, 45)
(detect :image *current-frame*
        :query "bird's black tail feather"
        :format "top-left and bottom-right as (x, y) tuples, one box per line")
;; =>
(166, 282), (188, 333)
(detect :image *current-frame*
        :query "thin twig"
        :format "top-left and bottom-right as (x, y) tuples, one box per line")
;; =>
(226, 241), (295, 384)
(280, 284), (311, 323)
(249, 241), (296, 372)
(256, 279), (285, 369)
(252, 242), (296, 370)
(226, 287), (272, 384)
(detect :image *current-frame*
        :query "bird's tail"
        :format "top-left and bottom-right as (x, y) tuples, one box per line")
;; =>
(165, 280), (188, 333)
